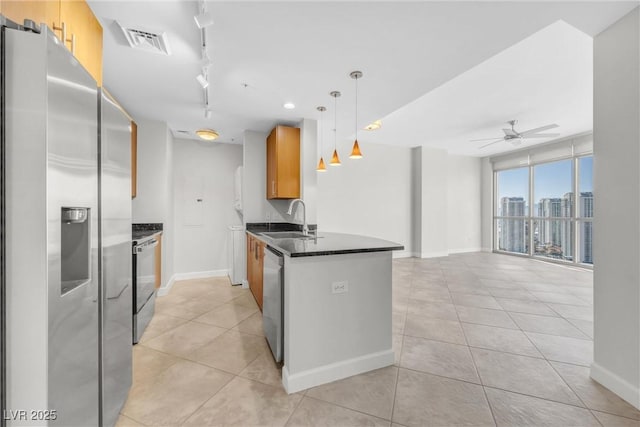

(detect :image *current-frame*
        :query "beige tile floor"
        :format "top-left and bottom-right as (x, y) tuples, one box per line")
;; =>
(116, 253), (640, 427)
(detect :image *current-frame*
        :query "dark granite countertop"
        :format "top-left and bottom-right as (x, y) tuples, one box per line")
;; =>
(246, 222), (317, 234)
(132, 223), (163, 244)
(248, 230), (404, 258)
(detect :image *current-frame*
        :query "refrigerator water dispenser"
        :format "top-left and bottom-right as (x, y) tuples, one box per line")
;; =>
(61, 207), (91, 294)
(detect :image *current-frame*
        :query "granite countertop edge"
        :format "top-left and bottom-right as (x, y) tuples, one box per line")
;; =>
(247, 229), (404, 258)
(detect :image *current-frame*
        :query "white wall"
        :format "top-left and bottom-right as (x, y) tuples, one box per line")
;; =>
(591, 7), (640, 409)
(317, 142), (414, 257)
(447, 155), (482, 253)
(411, 147), (422, 254)
(300, 118), (318, 224)
(132, 119), (174, 287)
(419, 147), (448, 257)
(480, 157), (493, 251)
(173, 139), (243, 275)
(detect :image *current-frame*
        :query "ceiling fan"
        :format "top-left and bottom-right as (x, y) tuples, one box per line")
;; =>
(471, 120), (560, 149)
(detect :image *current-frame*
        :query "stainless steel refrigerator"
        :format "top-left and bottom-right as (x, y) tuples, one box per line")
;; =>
(1, 20), (132, 426)
(99, 88), (133, 427)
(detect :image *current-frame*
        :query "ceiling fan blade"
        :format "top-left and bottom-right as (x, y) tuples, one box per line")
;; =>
(470, 137), (503, 142)
(479, 139), (503, 149)
(502, 128), (518, 137)
(523, 133), (561, 139)
(520, 124), (559, 136)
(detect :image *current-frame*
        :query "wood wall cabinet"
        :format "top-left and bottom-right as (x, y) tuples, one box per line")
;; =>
(1, 1), (59, 32)
(60, 0), (103, 86)
(266, 125), (300, 200)
(131, 120), (137, 198)
(246, 234), (264, 310)
(1, 0), (103, 86)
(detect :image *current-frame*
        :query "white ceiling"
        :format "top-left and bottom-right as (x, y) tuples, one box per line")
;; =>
(88, 1), (639, 156)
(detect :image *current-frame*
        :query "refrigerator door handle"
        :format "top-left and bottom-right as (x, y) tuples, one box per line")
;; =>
(107, 283), (129, 300)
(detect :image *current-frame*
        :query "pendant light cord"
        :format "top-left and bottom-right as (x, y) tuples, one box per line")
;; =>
(320, 109), (323, 154)
(334, 95), (338, 150)
(355, 76), (358, 141)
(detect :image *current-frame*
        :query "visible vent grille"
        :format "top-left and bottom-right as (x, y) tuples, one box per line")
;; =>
(117, 21), (171, 55)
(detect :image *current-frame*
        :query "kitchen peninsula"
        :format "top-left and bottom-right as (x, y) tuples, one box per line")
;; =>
(246, 225), (403, 393)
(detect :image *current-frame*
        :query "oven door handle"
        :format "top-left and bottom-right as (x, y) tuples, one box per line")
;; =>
(134, 239), (158, 254)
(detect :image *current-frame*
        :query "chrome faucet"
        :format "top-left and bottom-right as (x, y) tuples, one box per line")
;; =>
(287, 199), (309, 236)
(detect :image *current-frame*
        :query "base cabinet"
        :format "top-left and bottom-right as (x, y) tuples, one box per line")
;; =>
(246, 234), (264, 309)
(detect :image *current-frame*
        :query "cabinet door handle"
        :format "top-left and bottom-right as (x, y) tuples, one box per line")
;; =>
(271, 181), (275, 196)
(67, 33), (76, 55)
(52, 21), (67, 45)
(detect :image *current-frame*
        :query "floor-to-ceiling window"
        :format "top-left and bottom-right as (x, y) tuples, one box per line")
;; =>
(493, 138), (593, 266)
(496, 167), (529, 254)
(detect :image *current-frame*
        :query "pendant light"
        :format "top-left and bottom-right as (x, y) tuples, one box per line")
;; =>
(349, 70), (363, 159)
(316, 106), (327, 172)
(329, 91), (341, 166)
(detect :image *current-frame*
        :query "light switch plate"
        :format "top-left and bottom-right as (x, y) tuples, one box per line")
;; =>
(332, 281), (348, 294)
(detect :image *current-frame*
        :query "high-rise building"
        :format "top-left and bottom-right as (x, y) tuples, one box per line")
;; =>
(580, 191), (593, 263)
(536, 194), (574, 259)
(537, 198), (562, 245)
(500, 197), (526, 253)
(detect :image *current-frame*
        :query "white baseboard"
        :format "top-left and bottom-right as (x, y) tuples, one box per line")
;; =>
(392, 250), (414, 259)
(157, 275), (176, 296)
(448, 247), (483, 254)
(481, 247), (492, 253)
(173, 269), (229, 280)
(591, 362), (640, 409)
(241, 279), (249, 289)
(282, 349), (394, 394)
(157, 269), (229, 297)
(420, 251), (449, 259)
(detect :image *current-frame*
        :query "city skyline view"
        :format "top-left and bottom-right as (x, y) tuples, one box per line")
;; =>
(495, 156), (593, 264)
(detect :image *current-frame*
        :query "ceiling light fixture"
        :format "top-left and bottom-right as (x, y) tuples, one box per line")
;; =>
(349, 70), (363, 159)
(195, 129), (219, 141)
(329, 91), (341, 166)
(316, 106), (327, 172)
(364, 120), (382, 131)
(196, 73), (208, 89)
(283, 102), (295, 110)
(194, 0), (215, 28)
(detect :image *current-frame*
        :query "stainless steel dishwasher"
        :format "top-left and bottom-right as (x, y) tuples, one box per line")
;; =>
(263, 246), (284, 362)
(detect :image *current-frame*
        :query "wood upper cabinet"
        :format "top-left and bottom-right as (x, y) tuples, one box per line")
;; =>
(60, 0), (103, 86)
(131, 120), (137, 198)
(2, 1), (59, 31)
(266, 125), (300, 200)
(2, 0), (103, 86)
(246, 234), (264, 310)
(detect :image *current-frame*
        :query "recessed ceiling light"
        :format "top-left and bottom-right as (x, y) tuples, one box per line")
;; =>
(283, 102), (295, 110)
(364, 120), (382, 131)
(196, 129), (219, 141)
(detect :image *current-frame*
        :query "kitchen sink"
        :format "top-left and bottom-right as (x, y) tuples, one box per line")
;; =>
(261, 231), (321, 240)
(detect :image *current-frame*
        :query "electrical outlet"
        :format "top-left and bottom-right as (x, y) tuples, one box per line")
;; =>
(332, 281), (348, 294)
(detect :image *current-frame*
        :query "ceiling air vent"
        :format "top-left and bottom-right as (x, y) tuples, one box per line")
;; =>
(117, 21), (171, 56)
